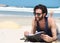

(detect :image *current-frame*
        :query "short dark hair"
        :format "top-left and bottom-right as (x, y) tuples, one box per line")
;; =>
(34, 4), (47, 15)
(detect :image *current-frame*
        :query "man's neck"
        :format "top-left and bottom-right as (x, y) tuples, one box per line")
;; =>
(39, 18), (45, 22)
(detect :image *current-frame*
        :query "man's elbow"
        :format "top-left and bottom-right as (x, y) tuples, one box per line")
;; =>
(53, 36), (57, 41)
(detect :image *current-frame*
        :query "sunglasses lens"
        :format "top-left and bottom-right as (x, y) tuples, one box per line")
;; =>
(34, 13), (41, 16)
(37, 13), (40, 16)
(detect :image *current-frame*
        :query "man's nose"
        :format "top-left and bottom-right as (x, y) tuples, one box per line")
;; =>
(35, 14), (39, 17)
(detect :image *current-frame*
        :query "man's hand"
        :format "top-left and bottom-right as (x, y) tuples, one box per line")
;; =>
(41, 34), (53, 42)
(24, 31), (29, 36)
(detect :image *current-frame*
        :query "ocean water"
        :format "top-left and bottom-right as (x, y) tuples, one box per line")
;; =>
(0, 11), (60, 18)
(0, 11), (60, 42)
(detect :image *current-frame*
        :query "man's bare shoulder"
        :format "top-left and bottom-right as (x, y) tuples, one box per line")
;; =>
(48, 17), (56, 27)
(48, 17), (56, 28)
(32, 18), (36, 25)
(32, 17), (35, 22)
(48, 17), (55, 23)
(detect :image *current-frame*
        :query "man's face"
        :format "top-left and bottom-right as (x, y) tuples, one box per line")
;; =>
(34, 9), (43, 21)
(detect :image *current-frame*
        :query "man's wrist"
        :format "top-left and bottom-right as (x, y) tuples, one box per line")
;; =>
(47, 37), (54, 42)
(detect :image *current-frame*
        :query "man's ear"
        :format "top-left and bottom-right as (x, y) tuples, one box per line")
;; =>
(43, 13), (46, 17)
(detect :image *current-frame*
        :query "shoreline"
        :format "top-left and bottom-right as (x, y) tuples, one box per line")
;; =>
(0, 7), (60, 13)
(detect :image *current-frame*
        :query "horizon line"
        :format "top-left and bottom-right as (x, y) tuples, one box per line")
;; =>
(0, 7), (60, 13)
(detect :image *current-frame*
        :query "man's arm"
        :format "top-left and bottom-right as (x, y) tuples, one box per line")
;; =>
(41, 18), (57, 42)
(48, 11), (57, 41)
(50, 18), (57, 41)
(31, 18), (36, 34)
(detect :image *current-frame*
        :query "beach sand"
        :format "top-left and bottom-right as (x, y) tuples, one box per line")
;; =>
(0, 16), (60, 43)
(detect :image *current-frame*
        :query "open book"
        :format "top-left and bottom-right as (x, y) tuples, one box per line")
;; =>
(25, 31), (45, 42)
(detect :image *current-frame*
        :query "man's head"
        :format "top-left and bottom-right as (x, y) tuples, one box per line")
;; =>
(33, 4), (47, 21)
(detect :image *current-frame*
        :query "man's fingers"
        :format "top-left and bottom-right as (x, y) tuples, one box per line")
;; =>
(41, 34), (48, 38)
(40, 34), (45, 38)
(24, 31), (29, 36)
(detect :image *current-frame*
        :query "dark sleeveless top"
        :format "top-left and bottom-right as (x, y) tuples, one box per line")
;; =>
(36, 17), (52, 37)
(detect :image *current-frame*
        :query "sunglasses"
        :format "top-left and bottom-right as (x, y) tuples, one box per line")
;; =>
(34, 13), (42, 16)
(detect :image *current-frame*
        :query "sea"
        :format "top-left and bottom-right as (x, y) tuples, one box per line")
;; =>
(0, 11), (60, 18)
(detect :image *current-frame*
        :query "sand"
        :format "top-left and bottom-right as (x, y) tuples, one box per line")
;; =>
(0, 16), (60, 43)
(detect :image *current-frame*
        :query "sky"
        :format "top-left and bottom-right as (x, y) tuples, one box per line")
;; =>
(0, 0), (60, 8)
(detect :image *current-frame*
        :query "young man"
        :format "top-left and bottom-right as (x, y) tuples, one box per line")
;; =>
(24, 4), (57, 42)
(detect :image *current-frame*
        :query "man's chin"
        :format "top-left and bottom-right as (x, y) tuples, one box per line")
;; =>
(36, 18), (42, 21)
(39, 18), (43, 21)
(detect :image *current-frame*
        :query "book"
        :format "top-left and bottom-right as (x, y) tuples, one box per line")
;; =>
(25, 31), (45, 42)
